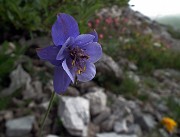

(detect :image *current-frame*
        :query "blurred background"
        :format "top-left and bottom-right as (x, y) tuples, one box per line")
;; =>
(0, 0), (180, 137)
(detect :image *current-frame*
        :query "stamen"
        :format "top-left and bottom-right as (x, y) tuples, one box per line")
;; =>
(69, 47), (89, 75)
(77, 70), (81, 74)
(83, 66), (86, 71)
(72, 60), (75, 66)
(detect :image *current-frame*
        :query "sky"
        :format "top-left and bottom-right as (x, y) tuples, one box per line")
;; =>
(129, 0), (180, 17)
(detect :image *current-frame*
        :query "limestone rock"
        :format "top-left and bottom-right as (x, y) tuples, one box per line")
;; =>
(96, 53), (123, 80)
(135, 114), (156, 132)
(23, 80), (42, 99)
(1, 64), (31, 96)
(96, 132), (138, 137)
(64, 86), (80, 96)
(113, 120), (128, 133)
(6, 115), (35, 137)
(46, 135), (59, 137)
(84, 87), (107, 116)
(58, 96), (90, 137)
(128, 124), (142, 137)
(93, 107), (111, 124)
(100, 115), (117, 132)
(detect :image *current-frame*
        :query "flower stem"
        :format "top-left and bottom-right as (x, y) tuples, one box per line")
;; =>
(39, 91), (56, 137)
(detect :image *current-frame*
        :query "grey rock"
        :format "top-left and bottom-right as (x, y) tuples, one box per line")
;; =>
(128, 62), (138, 71)
(58, 96), (90, 137)
(128, 124), (142, 137)
(159, 129), (169, 137)
(78, 81), (97, 93)
(93, 107), (111, 124)
(6, 115), (35, 137)
(4, 111), (13, 120)
(40, 101), (49, 110)
(153, 69), (169, 81)
(96, 53), (123, 80)
(97, 6), (122, 17)
(125, 114), (134, 124)
(88, 123), (100, 137)
(111, 5), (122, 17)
(64, 86), (80, 96)
(135, 114), (156, 131)
(148, 92), (161, 101)
(5, 42), (16, 54)
(46, 135), (59, 137)
(84, 87), (107, 116)
(113, 120), (128, 133)
(0, 111), (13, 121)
(156, 103), (169, 113)
(23, 80), (42, 99)
(112, 96), (139, 120)
(100, 115), (117, 132)
(144, 27), (153, 34)
(127, 71), (140, 83)
(44, 80), (54, 93)
(96, 132), (138, 137)
(1, 64), (31, 96)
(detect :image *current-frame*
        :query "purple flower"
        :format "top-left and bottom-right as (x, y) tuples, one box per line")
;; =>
(37, 13), (102, 93)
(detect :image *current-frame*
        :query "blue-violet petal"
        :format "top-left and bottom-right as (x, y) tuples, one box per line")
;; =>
(83, 42), (102, 63)
(53, 66), (71, 93)
(77, 63), (96, 82)
(62, 59), (75, 83)
(74, 34), (95, 47)
(51, 13), (79, 46)
(89, 30), (98, 42)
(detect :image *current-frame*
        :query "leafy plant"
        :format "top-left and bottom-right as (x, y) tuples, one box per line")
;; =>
(0, 41), (26, 88)
(0, 0), (129, 42)
(166, 97), (180, 120)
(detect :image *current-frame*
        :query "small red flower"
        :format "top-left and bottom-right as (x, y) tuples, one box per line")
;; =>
(99, 34), (104, 39)
(95, 18), (100, 25)
(88, 22), (92, 28)
(105, 17), (113, 25)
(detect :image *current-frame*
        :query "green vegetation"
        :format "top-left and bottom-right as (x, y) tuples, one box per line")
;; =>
(96, 74), (139, 98)
(90, 15), (180, 73)
(0, 0), (129, 41)
(167, 26), (180, 39)
(0, 88), (23, 110)
(166, 97), (180, 120)
(121, 34), (180, 73)
(116, 75), (139, 97)
(0, 41), (26, 89)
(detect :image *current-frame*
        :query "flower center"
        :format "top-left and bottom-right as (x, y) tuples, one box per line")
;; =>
(69, 47), (89, 74)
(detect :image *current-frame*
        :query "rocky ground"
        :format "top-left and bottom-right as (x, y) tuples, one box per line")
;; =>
(0, 6), (180, 137)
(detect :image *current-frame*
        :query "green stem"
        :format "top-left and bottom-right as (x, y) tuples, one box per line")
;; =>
(39, 91), (56, 137)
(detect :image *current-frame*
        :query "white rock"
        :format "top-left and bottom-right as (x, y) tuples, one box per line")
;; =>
(96, 53), (123, 80)
(135, 114), (156, 131)
(128, 62), (138, 71)
(1, 64), (32, 96)
(96, 132), (138, 137)
(84, 87), (107, 116)
(128, 124), (142, 137)
(6, 115), (35, 137)
(23, 80), (42, 99)
(58, 96), (90, 137)
(46, 135), (59, 137)
(127, 71), (140, 83)
(114, 120), (128, 133)
(40, 101), (49, 110)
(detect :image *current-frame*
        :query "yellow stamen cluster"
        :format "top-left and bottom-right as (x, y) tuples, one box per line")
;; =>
(161, 117), (177, 133)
